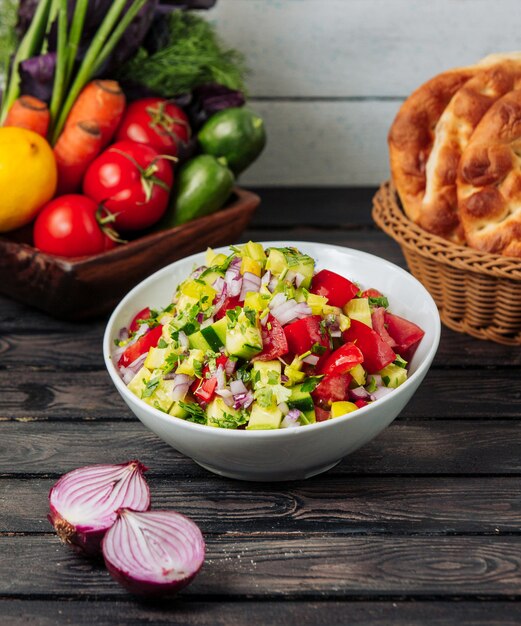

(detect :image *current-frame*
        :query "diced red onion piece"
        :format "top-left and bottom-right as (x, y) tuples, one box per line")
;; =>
(200, 317), (214, 330)
(190, 265), (206, 279)
(118, 327), (129, 342)
(102, 509), (205, 597)
(212, 276), (225, 294)
(372, 386), (395, 400)
(268, 277), (278, 293)
(294, 272), (305, 288)
(224, 358), (236, 376)
(269, 292), (287, 310)
(330, 329), (342, 338)
(225, 258), (242, 297)
(215, 365), (226, 390)
(240, 271), (262, 301)
(302, 354), (320, 366)
(271, 300), (312, 326)
(48, 461), (150, 556)
(230, 379), (247, 396)
(261, 270), (271, 285)
(112, 344), (127, 366)
(233, 391), (254, 409)
(370, 375), (384, 387)
(348, 386), (371, 401)
(281, 409), (302, 428)
(216, 389), (234, 406)
(178, 331), (189, 349)
(169, 374), (194, 401)
(286, 270), (296, 284)
(212, 282), (228, 316)
(121, 353), (148, 381)
(277, 401), (290, 415)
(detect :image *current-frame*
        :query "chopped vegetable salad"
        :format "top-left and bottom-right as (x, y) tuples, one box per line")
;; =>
(114, 243), (425, 429)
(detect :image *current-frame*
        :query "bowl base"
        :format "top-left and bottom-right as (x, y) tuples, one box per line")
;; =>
(193, 459), (342, 482)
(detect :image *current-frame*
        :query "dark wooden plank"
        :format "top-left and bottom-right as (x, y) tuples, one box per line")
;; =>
(248, 186), (378, 227)
(2, 535), (521, 597)
(3, 476), (521, 534)
(1, 599), (520, 626)
(1, 421), (520, 477)
(1, 368), (519, 420)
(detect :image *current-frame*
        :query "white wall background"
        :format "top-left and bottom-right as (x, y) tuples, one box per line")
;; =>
(209, 0), (521, 186)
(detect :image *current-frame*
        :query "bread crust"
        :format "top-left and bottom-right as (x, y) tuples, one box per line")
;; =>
(458, 88), (521, 257)
(388, 67), (475, 224)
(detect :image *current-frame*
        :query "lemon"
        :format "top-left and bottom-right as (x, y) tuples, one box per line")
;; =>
(0, 127), (57, 232)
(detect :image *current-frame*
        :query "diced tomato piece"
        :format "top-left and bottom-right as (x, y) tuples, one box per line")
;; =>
(371, 307), (397, 348)
(311, 373), (351, 408)
(118, 324), (162, 367)
(360, 288), (383, 299)
(129, 307), (152, 333)
(354, 399), (368, 409)
(284, 315), (329, 356)
(193, 377), (218, 403)
(383, 312), (425, 361)
(314, 406), (331, 422)
(318, 342), (364, 376)
(343, 319), (396, 374)
(215, 295), (241, 320)
(253, 314), (288, 361)
(310, 269), (359, 307)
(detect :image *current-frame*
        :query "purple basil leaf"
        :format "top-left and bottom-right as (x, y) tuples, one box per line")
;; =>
(19, 53), (57, 103)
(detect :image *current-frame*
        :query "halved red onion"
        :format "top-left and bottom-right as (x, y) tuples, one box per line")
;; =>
(102, 509), (205, 597)
(302, 353), (320, 366)
(240, 271), (262, 300)
(48, 461), (150, 556)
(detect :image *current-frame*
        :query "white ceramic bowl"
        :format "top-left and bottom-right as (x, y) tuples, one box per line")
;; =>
(104, 242), (440, 482)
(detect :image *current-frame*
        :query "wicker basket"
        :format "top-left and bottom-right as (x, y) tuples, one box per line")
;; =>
(372, 181), (521, 345)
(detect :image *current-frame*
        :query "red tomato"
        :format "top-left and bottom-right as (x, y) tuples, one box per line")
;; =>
(129, 307), (152, 333)
(193, 377), (218, 403)
(360, 288), (384, 299)
(318, 342), (364, 376)
(118, 325), (162, 368)
(383, 312), (425, 361)
(312, 373), (351, 408)
(284, 315), (329, 356)
(215, 295), (242, 320)
(116, 98), (190, 157)
(33, 195), (116, 258)
(354, 399), (368, 409)
(314, 406), (331, 422)
(371, 307), (397, 348)
(254, 315), (288, 361)
(343, 319), (396, 374)
(83, 141), (173, 230)
(310, 269), (359, 307)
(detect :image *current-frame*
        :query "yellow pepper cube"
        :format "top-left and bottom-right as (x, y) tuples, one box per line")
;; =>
(241, 256), (262, 277)
(306, 293), (328, 315)
(331, 401), (359, 417)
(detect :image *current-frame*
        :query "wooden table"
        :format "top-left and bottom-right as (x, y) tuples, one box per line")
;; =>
(1, 188), (521, 625)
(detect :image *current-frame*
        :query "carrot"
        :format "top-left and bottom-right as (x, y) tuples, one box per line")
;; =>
(4, 96), (50, 137)
(54, 121), (103, 194)
(64, 80), (126, 147)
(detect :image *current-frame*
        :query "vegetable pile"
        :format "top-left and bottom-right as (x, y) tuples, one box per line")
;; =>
(114, 242), (426, 429)
(0, 1), (265, 257)
(48, 460), (205, 596)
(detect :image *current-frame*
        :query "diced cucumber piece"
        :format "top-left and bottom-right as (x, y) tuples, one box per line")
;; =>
(252, 360), (281, 389)
(378, 363), (407, 388)
(246, 402), (283, 430)
(288, 383), (315, 413)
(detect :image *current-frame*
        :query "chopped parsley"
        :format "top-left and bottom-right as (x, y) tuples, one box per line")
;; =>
(141, 377), (160, 398)
(300, 376), (322, 393)
(179, 401), (206, 424)
(393, 355), (408, 368)
(369, 295), (389, 309)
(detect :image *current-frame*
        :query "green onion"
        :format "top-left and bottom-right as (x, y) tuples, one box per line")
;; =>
(65, 0), (89, 85)
(0, 0), (53, 123)
(52, 0), (147, 143)
(49, 0), (68, 127)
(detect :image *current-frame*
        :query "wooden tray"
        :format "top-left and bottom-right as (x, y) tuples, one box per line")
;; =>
(0, 187), (260, 320)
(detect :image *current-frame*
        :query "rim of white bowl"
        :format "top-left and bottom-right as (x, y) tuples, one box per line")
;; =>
(104, 242), (441, 437)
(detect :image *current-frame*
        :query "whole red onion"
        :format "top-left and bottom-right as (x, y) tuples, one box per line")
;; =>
(48, 461), (151, 556)
(102, 509), (205, 596)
